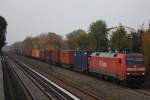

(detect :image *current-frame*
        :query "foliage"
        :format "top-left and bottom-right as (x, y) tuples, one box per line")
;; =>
(110, 25), (132, 52)
(130, 30), (143, 52)
(48, 32), (63, 50)
(11, 32), (63, 51)
(32, 36), (40, 50)
(66, 33), (78, 49)
(0, 16), (7, 50)
(143, 29), (150, 74)
(77, 32), (89, 50)
(23, 36), (33, 50)
(66, 29), (88, 50)
(11, 41), (23, 53)
(89, 20), (109, 51)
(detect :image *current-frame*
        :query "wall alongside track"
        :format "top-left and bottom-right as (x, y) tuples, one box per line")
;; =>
(0, 58), (4, 100)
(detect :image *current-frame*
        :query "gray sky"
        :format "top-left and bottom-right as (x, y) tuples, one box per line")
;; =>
(0, 0), (150, 45)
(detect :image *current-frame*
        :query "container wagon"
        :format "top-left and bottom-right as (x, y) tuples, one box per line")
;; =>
(44, 50), (51, 63)
(39, 50), (45, 61)
(31, 50), (40, 58)
(74, 50), (92, 72)
(51, 50), (60, 65)
(60, 50), (75, 68)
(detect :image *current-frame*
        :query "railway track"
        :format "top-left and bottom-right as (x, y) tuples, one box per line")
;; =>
(7, 59), (51, 100)
(12, 54), (150, 100)
(6, 55), (81, 100)
(134, 89), (150, 97)
(13, 54), (150, 99)
(7, 54), (104, 100)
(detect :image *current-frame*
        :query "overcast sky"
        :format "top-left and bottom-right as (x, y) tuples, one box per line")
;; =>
(0, 0), (150, 45)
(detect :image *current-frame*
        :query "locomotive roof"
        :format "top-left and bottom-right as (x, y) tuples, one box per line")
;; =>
(91, 52), (117, 58)
(126, 53), (143, 58)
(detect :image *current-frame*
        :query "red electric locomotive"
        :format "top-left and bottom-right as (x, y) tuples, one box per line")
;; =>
(89, 52), (145, 84)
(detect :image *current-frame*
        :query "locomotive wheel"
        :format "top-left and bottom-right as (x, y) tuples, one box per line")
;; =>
(101, 75), (105, 80)
(104, 75), (108, 80)
(115, 79), (121, 85)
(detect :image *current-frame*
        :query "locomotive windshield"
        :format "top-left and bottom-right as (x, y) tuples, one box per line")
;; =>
(126, 54), (144, 65)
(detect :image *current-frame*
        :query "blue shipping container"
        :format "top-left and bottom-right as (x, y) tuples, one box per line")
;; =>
(74, 50), (91, 72)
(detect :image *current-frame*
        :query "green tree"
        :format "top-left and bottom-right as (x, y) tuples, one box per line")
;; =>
(143, 28), (150, 74)
(110, 25), (131, 52)
(0, 16), (7, 50)
(131, 31), (143, 52)
(77, 32), (89, 50)
(66, 33), (79, 49)
(32, 37), (40, 50)
(22, 36), (33, 50)
(66, 29), (86, 49)
(89, 20), (108, 51)
(11, 42), (23, 53)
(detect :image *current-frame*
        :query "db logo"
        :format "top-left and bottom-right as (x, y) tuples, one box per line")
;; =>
(99, 61), (107, 68)
(134, 65), (137, 68)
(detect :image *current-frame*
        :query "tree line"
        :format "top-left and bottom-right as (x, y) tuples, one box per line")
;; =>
(0, 16), (7, 55)
(3, 18), (149, 74)
(0, 15), (149, 74)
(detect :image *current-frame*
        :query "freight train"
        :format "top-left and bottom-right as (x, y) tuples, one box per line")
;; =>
(15, 49), (145, 85)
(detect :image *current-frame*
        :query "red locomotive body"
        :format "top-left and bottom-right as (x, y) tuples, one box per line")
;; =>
(89, 52), (145, 84)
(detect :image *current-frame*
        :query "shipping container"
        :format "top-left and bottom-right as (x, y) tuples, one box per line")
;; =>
(51, 50), (60, 65)
(26, 49), (32, 57)
(44, 50), (51, 63)
(74, 50), (91, 72)
(39, 50), (45, 61)
(60, 50), (75, 66)
(31, 50), (40, 58)
(23, 49), (31, 57)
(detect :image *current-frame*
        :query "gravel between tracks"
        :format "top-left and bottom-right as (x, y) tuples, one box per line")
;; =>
(17, 55), (150, 100)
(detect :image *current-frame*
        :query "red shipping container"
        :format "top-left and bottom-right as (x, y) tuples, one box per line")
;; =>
(51, 50), (60, 65)
(60, 50), (75, 65)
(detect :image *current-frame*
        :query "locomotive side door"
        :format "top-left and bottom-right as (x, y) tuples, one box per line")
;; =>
(114, 58), (121, 79)
(118, 58), (122, 79)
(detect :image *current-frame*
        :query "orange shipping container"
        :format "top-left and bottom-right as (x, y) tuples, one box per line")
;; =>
(31, 50), (39, 58)
(60, 50), (75, 65)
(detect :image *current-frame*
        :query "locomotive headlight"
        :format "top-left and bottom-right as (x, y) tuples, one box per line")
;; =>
(126, 72), (130, 75)
(142, 73), (145, 75)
